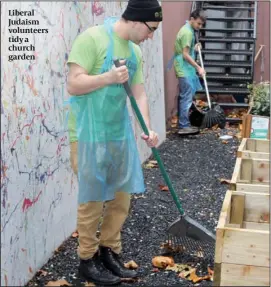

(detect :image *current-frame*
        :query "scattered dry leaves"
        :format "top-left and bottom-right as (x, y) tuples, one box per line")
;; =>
(45, 279), (72, 286)
(124, 260), (138, 269)
(179, 267), (195, 279)
(166, 264), (190, 273)
(219, 178), (231, 184)
(160, 241), (185, 252)
(158, 184), (169, 192)
(152, 256), (174, 269)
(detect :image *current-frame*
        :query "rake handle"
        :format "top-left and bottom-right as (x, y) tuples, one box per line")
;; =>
(114, 59), (185, 216)
(195, 33), (212, 109)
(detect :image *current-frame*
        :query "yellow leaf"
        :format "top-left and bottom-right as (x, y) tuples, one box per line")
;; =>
(46, 279), (72, 286)
(152, 256), (174, 269)
(144, 160), (158, 169)
(124, 260), (138, 269)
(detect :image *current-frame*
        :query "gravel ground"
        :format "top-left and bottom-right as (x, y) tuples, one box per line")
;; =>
(26, 127), (240, 287)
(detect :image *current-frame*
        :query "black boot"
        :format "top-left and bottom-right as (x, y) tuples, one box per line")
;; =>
(100, 246), (138, 278)
(78, 252), (121, 286)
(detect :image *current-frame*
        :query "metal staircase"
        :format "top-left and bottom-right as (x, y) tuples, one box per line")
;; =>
(193, 1), (257, 122)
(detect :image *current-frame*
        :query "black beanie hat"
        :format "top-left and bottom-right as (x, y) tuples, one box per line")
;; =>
(122, 0), (163, 22)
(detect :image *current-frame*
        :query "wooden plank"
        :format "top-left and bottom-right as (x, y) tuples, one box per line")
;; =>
(251, 159), (270, 183)
(236, 183), (270, 193)
(230, 158), (242, 190)
(240, 159), (252, 182)
(229, 194), (245, 226)
(237, 138), (247, 158)
(246, 138), (256, 151)
(253, 139), (270, 153)
(222, 228), (269, 267)
(243, 221), (270, 231)
(215, 190), (232, 263)
(239, 150), (269, 160)
(243, 193), (270, 223)
(213, 263), (221, 286)
(220, 263), (270, 286)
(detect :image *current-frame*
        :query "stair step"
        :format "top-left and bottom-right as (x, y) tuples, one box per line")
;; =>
(200, 28), (254, 33)
(225, 117), (243, 123)
(218, 103), (250, 108)
(201, 49), (253, 55)
(204, 1), (255, 3)
(207, 17), (254, 22)
(197, 87), (250, 95)
(201, 61), (251, 68)
(203, 5), (254, 11)
(200, 37), (254, 43)
(206, 73), (252, 81)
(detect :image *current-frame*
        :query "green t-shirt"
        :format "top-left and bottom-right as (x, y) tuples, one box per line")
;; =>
(67, 25), (144, 143)
(174, 25), (193, 78)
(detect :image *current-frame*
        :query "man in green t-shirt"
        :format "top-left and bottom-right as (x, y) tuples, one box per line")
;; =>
(66, 0), (162, 285)
(174, 10), (206, 135)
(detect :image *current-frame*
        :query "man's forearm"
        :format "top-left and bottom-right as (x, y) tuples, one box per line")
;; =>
(135, 92), (151, 131)
(67, 72), (112, 95)
(183, 53), (200, 70)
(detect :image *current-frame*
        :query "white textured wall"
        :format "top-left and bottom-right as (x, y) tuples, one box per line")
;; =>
(1, 2), (165, 286)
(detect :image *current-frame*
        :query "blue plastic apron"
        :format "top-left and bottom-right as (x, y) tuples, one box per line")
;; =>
(167, 21), (202, 95)
(69, 17), (145, 203)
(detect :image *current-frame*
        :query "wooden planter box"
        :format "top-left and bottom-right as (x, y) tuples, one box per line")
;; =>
(230, 158), (270, 193)
(214, 190), (270, 286)
(237, 138), (270, 160)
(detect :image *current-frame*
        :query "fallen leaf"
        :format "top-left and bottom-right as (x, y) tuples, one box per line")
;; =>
(72, 231), (78, 238)
(85, 282), (95, 287)
(166, 264), (190, 273)
(29, 267), (33, 273)
(144, 161), (158, 169)
(158, 184), (169, 192)
(160, 241), (185, 252)
(222, 140), (228, 144)
(179, 267), (195, 279)
(219, 178), (231, 184)
(188, 269), (211, 283)
(124, 260), (138, 269)
(152, 256), (174, 269)
(46, 279), (72, 286)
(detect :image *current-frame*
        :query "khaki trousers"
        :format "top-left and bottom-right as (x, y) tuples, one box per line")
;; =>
(70, 142), (131, 260)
